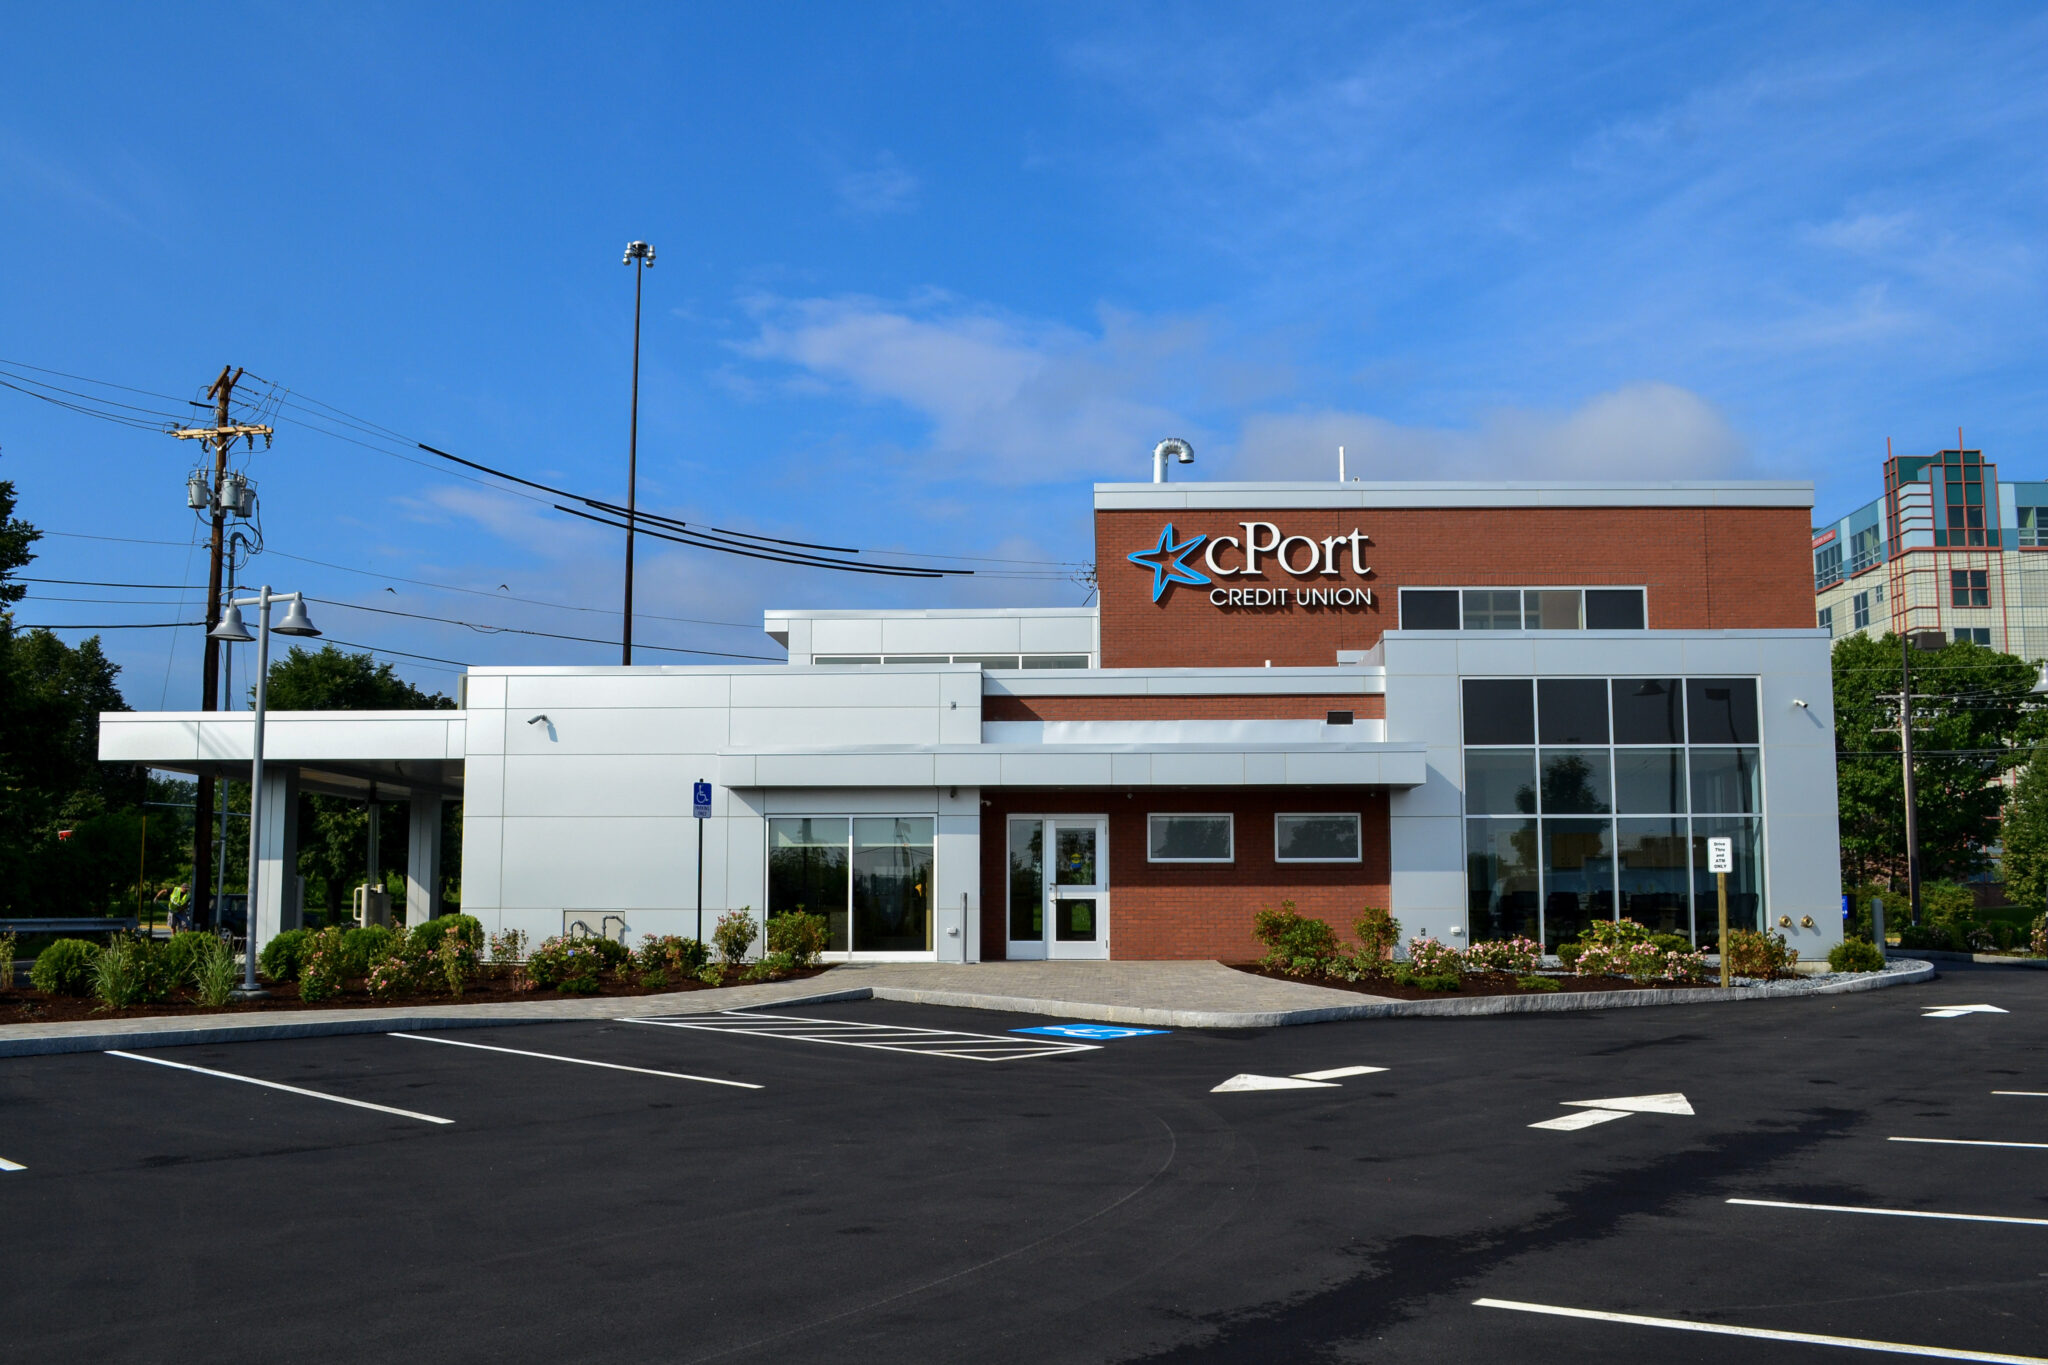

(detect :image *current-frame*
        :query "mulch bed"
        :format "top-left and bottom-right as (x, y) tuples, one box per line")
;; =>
(0, 965), (835, 1026)
(1228, 963), (1726, 1000)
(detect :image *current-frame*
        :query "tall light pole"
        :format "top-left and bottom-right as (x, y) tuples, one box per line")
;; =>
(210, 586), (320, 996)
(621, 240), (656, 665)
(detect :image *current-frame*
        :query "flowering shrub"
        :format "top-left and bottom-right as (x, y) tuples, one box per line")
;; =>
(713, 911), (759, 967)
(2031, 913), (2047, 958)
(1581, 918), (1652, 948)
(1351, 908), (1399, 968)
(1464, 937), (1540, 974)
(411, 914), (484, 957)
(365, 951), (420, 1000)
(437, 937), (479, 998)
(526, 936), (611, 993)
(1661, 948), (1713, 984)
(488, 928), (528, 965)
(1407, 936), (1463, 977)
(340, 925), (397, 976)
(636, 934), (709, 977)
(742, 950), (799, 983)
(298, 929), (348, 1004)
(1723, 928), (1798, 980)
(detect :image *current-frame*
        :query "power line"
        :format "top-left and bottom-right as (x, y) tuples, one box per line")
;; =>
(555, 505), (944, 579)
(10, 621), (206, 629)
(304, 596), (783, 660)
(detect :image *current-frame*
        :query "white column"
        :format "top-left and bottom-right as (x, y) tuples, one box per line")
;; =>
(254, 768), (301, 944)
(935, 787), (981, 963)
(406, 794), (444, 927)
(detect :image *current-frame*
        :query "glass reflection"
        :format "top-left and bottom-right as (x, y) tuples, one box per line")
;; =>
(1614, 748), (1687, 814)
(1541, 749), (1612, 813)
(852, 817), (934, 952)
(1692, 817), (1763, 948)
(1008, 819), (1042, 941)
(1465, 749), (1537, 814)
(768, 817), (850, 952)
(1467, 818), (1539, 942)
(1542, 818), (1614, 950)
(1618, 818), (1690, 940)
(1689, 748), (1760, 814)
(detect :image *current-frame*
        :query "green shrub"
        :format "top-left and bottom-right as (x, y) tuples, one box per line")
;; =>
(1412, 972), (1461, 992)
(258, 928), (315, 983)
(638, 969), (669, 991)
(1351, 907), (1400, 969)
(1516, 974), (1561, 993)
(2033, 913), (2047, 957)
(31, 938), (102, 996)
(93, 937), (167, 1009)
(0, 931), (15, 991)
(742, 950), (799, 983)
(437, 936), (478, 998)
(365, 951), (420, 999)
(1842, 882), (1889, 943)
(712, 910), (759, 967)
(1724, 928), (1798, 980)
(1649, 932), (1692, 957)
(1828, 938), (1888, 973)
(1407, 937), (1463, 977)
(1581, 918), (1652, 948)
(697, 960), (727, 987)
(488, 928), (528, 965)
(637, 935), (709, 976)
(1252, 901), (1341, 976)
(298, 928), (347, 1004)
(192, 935), (237, 1006)
(557, 974), (600, 995)
(527, 935), (612, 992)
(1556, 941), (1585, 970)
(1920, 881), (1977, 922)
(765, 912), (830, 968)
(410, 914), (484, 956)
(158, 931), (213, 987)
(341, 925), (397, 976)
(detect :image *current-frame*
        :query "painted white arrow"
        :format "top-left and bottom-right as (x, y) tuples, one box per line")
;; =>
(1533, 1092), (1693, 1130)
(1212, 1074), (1339, 1093)
(1923, 1004), (2009, 1018)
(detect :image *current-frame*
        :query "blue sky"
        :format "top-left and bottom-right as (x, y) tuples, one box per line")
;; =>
(3, 3), (2045, 702)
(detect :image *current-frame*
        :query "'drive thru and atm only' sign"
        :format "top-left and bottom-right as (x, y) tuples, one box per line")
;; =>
(1127, 521), (1377, 610)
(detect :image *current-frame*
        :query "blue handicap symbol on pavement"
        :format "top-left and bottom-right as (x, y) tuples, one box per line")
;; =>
(1012, 1024), (1169, 1041)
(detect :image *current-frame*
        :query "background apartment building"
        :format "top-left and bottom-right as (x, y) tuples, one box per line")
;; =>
(1814, 446), (2048, 660)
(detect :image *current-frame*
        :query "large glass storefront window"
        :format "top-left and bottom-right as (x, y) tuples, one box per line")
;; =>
(768, 816), (934, 954)
(1008, 820), (1043, 941)
(1461, 677), (1766, 948)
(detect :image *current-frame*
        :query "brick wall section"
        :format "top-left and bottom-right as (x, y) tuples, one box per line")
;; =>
(1098, 505), (1814, 666)
(983, 694), (1386, 722)
(981, 788), (1390, 961)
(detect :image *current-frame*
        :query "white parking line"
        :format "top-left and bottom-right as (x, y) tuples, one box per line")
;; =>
(1992, 1090), (2048, 1098)
(107, 1050), (453, 1125)
(1729, 1198), (2048, 1228)
(1293, 1066), (1387, 1081)
(1473, 1297), (2048, 1362)
(1890, 1136), (2048, 1151)
(0, 1156), (23, 1172)
(626, 1011), (1100, 1062)
(388, 1032), (761, 1089)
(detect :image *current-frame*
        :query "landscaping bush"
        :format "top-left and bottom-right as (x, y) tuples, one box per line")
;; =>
(527, 935), (611, 993)
(742, 950), (799, 983)
(1464, 937), (1540, 974)
(365, 951), (421, 999)
(696, 960), (727, 987)
(713, 910), (759, 967)
(1253, 901), (1340, 976)
(1407, 937), (1463, 977)
(638, 969), (669, 991)
(1842, 882), (1889, 943)
(2033, 913), (2048, 957)
(298, 928), (347, 1004)
(411, 913), (484, 956)
(1581, 918), (1652, 948)
(157, 930), (214, 986)
(1662, 948), (1713, 985)
(436, 935), (479, 998)
(1516, 974), (1561, 993)
(258, 928), (315, 983)
(1351, 907), (1399, 968)
(1555, 940), (1585, 970)
(1723, 928), (1798, 980)
(92, 936), (167, 1008)
(341, 925), (397, 976)
(488, 928), (528, 966)
(1828, 938), (1888, 973)
(765, 912), (830, 968)
(31, 938), (102, 996)
(192, 934), (237, 1006)
(637, 935), (710, 977)
(1650, 932), (1692, 957)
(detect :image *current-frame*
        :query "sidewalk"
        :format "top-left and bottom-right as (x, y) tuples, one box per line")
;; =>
(0, 957), (1935, 1057)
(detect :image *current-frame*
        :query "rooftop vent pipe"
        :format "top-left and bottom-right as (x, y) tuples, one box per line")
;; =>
(1152, 437), (1193, 483)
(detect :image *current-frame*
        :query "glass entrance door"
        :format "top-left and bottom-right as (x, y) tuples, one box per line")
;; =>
(1007, 816), (1109, 960)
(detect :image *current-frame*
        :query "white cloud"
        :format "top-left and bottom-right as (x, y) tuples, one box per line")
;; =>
(738, 295), (1201, 482)
(835, 152), (919, 217)
(1235, 383), (1748, 482)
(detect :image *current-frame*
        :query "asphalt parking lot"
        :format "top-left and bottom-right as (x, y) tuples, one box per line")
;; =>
(1, 965), (2043, 1364)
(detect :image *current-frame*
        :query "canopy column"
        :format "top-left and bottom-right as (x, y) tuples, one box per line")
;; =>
(254, 768), (302, 946)
(406, 793), (444, 927)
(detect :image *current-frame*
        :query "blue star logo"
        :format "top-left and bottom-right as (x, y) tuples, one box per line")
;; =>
(1127, 523), (1210, 602)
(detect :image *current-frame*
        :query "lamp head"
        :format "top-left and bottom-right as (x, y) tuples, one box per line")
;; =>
(209, 603), (254, 643)
(275, 597), (321, 638)
(623, 241), (655, 266)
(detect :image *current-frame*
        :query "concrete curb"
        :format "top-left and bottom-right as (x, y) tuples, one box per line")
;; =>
(862, 959), (1938, 1029)
(1904, 949), (2048, 968)
(0, 986), (871, 1059)
(0, 961), (1939, 1052)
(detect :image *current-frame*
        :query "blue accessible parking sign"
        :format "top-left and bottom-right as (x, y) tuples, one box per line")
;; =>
(1012, 1024), (1169, 1041)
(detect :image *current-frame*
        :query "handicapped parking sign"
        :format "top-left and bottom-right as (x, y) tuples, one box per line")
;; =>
(1012, 1024), (1169, 1041)
(692, 780), (712, 819)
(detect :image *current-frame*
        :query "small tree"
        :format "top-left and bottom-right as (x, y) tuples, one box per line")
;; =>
(2001, 747), (2048, 914)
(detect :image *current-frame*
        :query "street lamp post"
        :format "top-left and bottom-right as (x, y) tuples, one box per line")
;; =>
(621, 240), (655, 665)
(210, 587), (320, 996)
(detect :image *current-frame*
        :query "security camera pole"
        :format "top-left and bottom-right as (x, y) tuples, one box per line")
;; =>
(210, 587), (320, 996)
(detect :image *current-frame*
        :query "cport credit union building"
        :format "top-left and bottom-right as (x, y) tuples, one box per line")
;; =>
(102, 477), (1843, 965)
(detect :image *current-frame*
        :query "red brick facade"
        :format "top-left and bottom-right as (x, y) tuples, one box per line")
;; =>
(980, 788), (1391, 961)
(983, 694), (1385, 722)
(1098, 505), (1814, 667)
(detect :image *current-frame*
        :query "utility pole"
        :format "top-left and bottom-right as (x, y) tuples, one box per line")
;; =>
(1901, 630), (1924, 926)
(171, 366), (271, 926)
(621, 241), (655, 664)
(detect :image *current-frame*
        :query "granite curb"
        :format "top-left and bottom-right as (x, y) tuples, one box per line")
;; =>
(0, 960), (1939, 1053)
(1904, 949), (2048, 968)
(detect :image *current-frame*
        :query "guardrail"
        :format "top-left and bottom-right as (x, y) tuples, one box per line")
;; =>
(0, 918), (140, 935)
